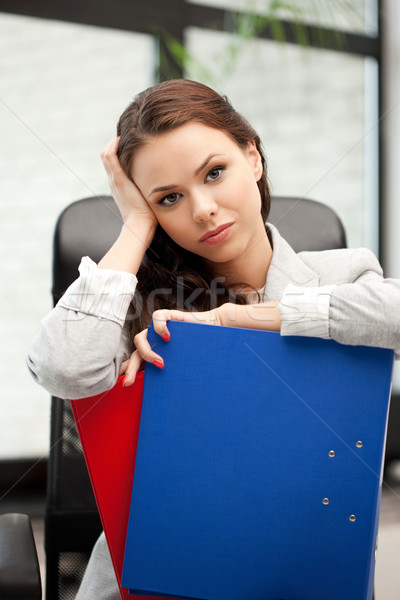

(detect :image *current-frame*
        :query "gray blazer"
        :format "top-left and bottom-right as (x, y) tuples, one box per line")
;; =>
(26, 224), (400, 400)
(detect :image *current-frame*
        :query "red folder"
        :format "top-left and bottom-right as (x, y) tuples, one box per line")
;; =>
(71, 373), (184, 600)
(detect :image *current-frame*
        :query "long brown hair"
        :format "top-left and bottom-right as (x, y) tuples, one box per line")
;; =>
(117, 79), (271, 331)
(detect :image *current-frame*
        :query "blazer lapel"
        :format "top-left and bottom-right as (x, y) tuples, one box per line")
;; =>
(264, 224), (320, 301)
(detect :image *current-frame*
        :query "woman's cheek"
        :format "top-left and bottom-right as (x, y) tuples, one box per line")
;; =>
(158, 221), (185, 246)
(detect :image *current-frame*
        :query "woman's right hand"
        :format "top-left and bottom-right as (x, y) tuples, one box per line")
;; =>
(120, 307), (224, 385)
(101, 136), (157, 228)
(98, 137), (158, 273)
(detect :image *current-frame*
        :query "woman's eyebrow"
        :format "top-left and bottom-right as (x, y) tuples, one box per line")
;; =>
(148, 183), (178, 198)
(148, 153), (224, 198)
(194, 153), (223, 176)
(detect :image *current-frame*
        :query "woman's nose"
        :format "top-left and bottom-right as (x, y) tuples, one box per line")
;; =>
(191, 191), (219, 222)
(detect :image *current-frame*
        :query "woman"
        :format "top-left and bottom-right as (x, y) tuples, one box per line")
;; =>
(27, 79), (400, 598)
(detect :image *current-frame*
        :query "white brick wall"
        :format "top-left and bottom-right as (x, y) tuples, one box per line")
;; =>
(0, 13), (154, 457)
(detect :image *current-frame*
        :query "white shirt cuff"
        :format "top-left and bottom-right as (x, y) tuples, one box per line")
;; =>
(57, 256), (138, 326)
(279, 284), (336, 339)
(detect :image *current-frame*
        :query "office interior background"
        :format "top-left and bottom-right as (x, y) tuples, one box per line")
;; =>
(0, 0), (399, 596)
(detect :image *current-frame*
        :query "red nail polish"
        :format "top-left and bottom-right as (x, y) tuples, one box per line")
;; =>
(122, 376), (129, 386)
(162, 334), (170, 342)
(153, 359), (164, 369)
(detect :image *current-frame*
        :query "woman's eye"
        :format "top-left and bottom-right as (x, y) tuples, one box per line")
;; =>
(159, 193), (180, 206)
(206, 166), (224, 181)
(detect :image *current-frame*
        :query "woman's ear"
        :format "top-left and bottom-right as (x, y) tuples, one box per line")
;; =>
(247, 141), (263, 181)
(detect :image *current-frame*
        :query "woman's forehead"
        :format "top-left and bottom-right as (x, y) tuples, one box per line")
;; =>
(131, 124), (241, 181)
(148, 123), (235, 150)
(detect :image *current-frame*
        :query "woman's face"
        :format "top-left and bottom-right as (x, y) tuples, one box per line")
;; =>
(131, 122), (267, 271)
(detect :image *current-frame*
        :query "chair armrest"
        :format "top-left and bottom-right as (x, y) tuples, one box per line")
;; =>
(0, 513), (42, 599)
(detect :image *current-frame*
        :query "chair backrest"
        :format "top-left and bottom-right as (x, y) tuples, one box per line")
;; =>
(46, 195), (347, 600)
(268, 196), (346, 252)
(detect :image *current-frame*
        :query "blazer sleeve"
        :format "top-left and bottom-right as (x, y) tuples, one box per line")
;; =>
(329, 252), (400, 354)
(26, 257), (138, 399)
(280, 248), (400, 354)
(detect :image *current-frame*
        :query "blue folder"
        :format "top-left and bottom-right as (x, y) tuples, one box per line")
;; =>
(122, 322), (394, 600)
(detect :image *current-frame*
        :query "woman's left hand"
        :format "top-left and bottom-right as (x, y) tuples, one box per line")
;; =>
(119, 307), (224, 386)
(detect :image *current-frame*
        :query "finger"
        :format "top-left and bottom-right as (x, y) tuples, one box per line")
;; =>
(133, 328), (165, 368)
(151, 309), (184, 340)
(119, 359), (129, 376)
(123, 351), (145, 387)
(152, 308), (217, 339)
(100, 137), (118, 163)
(102, 135), (119, 156)
(101, 137), (124, 177)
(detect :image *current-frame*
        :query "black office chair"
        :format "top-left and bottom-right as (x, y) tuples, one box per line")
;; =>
(0, 195), (347, 600)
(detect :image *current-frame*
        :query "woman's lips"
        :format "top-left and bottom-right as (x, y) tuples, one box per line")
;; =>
(199, 222), (234, 245)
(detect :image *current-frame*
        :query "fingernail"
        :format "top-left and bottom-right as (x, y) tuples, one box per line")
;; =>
(153, 359), (164, 369)
(122, 376), (129, 386)
(162, 334), (170, 342)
